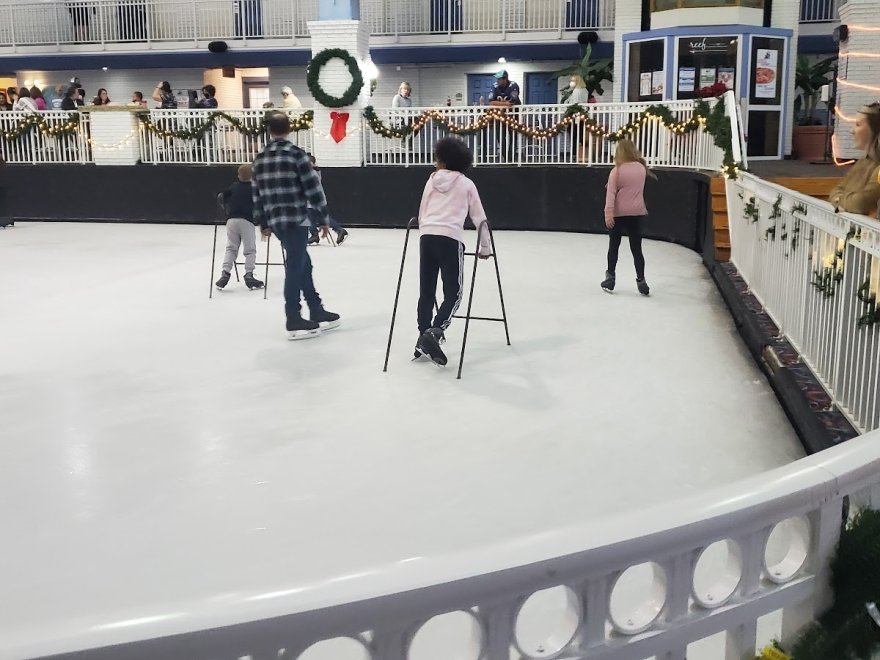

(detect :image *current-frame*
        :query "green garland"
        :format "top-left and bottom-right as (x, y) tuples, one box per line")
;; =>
(363, 97), (741, 177)
(1, 113), (81, 142)
(138, 110), (313, 141)
(743, 195), (760, 223)
(857, 277), (879, 327)
(307, 48), (364, 108)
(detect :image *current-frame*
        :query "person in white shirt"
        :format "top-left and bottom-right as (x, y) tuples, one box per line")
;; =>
(281, 86), (302, 109)
(13, 88), (38, 112)
(567, 75), (590, 105)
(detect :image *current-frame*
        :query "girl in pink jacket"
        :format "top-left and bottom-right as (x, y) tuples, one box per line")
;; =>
(415, 137), (492, 366)
(601, 139), (656, 296)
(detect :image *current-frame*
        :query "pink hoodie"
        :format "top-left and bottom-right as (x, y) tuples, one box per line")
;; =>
(604, 161), (648, 224)
(418, 170), (491, 254)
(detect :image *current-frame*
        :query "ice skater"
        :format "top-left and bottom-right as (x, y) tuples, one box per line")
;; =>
(415, 137), (491, 366)
(215, 164), (264, 291)
(252, 112), (340, 340)
(305, 153), (349, 246)
(601, 138), (656, 296)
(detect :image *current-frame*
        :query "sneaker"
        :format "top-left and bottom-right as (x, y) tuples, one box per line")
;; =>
(286, 314), (320, 341)
(600, 271), (615, 293)
(307, 233), (320, 246)
(309, 306), (341, 331)
(336, 228), (348, 245)
(637, 278), (650, 296)
(215, 271), (231, 290)
(416, 328), (447, 366)
(243, 273), (264, 290)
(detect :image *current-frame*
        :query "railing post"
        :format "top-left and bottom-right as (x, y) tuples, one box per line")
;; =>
(478, 601), (518, 660)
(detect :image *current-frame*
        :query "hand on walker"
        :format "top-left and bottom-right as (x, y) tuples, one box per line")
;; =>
(321, 226), (331, 238)
(605, 217), (615, 230)
(261, 227), (272, 237)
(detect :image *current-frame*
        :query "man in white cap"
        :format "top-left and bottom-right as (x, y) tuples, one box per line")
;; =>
(281, 85), (302, 109)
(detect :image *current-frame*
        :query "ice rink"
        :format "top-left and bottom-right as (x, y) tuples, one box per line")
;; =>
(0, 222), (804, 656)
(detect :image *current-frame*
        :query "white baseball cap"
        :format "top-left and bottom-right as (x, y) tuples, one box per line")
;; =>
(281, 86), (292, 95)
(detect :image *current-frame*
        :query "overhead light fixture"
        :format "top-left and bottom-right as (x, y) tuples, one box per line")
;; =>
(102, 66), (108, 71)
(498, 57), (507, 64)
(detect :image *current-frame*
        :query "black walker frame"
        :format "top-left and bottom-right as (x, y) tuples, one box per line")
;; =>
(383, 218), (510, 379)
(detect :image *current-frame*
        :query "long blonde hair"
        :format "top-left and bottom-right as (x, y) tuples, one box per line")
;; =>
(614, 138), (657, 179)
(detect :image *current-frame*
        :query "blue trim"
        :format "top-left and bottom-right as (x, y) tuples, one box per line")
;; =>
(0, 40), (612, 72)
(623, 24), (793, 40)
(798, 35), (836, 54)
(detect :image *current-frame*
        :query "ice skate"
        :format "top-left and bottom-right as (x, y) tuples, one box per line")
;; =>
(336, 228), (349, 245)
(601, 271), (615, 293)
(215, 271), (231, 290)
(243, 273), (264, 290)
(637, 278), (650, 296)
(416, 328), (447, 367)
(309, 306), (340, 331)
(286, 314), (320, 341)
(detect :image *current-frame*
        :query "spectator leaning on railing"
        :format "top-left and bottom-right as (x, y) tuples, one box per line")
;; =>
(830, 102), (880, 216)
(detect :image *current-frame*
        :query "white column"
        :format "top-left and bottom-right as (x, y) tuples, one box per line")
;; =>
(772, 0), (799, 157)
(612, 0), (643, 101)
(307, 20), (370, 167)
(835, 0), (880, 159)
(87, 109), (141, 166)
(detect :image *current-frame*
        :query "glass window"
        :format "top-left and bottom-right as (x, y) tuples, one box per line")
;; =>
(627, 39), (666, 102)
(652, 0), (763, 11)
(676, 36), (738, 100)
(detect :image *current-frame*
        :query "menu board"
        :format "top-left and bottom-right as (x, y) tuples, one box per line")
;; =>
(755, 49), (779, 99)
(678, 67), (696, 93)
(749, 37), (786, 105)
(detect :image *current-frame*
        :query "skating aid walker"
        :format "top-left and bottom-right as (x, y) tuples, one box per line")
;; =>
(383, 217), (511, 379)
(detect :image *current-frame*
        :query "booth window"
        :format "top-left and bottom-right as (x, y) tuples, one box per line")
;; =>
(627, 39), (666, 102)
(652, 0), (763, 10)
(675, 36), (738, 100)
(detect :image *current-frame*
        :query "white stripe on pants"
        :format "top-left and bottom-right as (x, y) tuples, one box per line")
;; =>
(221, 217), (257, 274)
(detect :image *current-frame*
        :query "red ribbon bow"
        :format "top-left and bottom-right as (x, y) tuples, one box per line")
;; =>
(329, 111), (350, 143)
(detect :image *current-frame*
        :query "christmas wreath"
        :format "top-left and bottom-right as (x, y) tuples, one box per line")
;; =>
(307, 48), (364, 108)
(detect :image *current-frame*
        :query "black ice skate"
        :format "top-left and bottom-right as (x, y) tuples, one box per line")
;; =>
(215, 271), (231, 290)
(286, 314), (320, 341)
(637, 278), (650, 296)
(307, 233), (320, 246)
(601, 271), (615, 293)
(309, 306), (340, 331)
(416, 328), (447, 366)
(244, 273), (264, 290)
(336, 228), (349, 245)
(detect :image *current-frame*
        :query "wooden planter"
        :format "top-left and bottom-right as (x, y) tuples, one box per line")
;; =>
(792, 125), (829, 161)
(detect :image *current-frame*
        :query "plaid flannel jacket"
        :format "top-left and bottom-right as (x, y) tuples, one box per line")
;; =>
(251, 138), (328, 231)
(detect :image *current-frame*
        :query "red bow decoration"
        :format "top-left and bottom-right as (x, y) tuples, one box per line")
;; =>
(329, 111), (350, 143)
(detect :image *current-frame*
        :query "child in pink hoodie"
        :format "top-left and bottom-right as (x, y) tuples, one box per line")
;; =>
(415, 137), (492, 366)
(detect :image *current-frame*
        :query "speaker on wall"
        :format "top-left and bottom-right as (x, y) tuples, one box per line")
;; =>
(577, 31), (599, 45)
(208, 40), (228, 53)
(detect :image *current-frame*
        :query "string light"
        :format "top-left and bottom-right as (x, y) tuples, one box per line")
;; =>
(838, 79), (880, 93)
(835, 105), (857, 123)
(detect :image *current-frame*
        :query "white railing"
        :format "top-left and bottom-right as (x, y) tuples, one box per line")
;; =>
(13, 428), (880, 660)
(0, 110), (91, 164)
(138, 108), (313, 165)
(362, 0), (614, 36)
(364, 99), (726, 170)
(728, 172), (880, 434)
(0, 0), (611, 50)
(799, 0), (839, 22)
(0, 0), (316, 48)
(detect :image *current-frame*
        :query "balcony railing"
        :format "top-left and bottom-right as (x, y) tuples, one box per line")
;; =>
(0, 0), (613, 50)
(728, 172), (880, 434)
(799, 0), (839, 22)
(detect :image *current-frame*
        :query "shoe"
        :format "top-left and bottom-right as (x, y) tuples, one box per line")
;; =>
(416, 328), (447, 366)
(215, 271), (231, 290)
(637, 278), (650, 296)
(307, 233), (320, 246)
(601, 271), (615, 293)
(243, 273), (264, 290)
(309, 306), (340, 330)
(336, 229), (348, 245)
(286, 314), (320, 340)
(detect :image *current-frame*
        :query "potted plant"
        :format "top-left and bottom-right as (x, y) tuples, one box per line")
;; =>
(550, 44), (613, 103)
(792, 54), (837, 161)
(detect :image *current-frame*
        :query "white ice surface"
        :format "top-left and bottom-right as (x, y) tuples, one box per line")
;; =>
(0, 223), (803, 655)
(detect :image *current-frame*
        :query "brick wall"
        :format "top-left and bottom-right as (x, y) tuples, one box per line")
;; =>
(836, 0), (879, 159)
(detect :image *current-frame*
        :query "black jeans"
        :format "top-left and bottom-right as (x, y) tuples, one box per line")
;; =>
(607, 215), (646, 280)
(274, 225), (322, 318)
(418, 235), (464, 334)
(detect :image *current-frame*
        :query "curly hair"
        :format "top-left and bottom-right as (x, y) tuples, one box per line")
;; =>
(434, 137), (473, 172)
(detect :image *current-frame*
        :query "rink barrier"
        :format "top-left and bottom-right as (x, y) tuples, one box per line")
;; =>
(12, 428), (880, 659)
(727, 172), (880, 435)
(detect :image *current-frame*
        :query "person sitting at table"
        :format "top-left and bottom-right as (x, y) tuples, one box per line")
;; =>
(830, 102), (880, 217)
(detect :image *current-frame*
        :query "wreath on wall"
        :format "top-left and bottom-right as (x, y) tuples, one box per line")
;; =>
(307, 48), (364, 108)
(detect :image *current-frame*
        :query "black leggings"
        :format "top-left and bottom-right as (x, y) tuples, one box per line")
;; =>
(418, 235), (464, 334)
(607, 215), (646, 280)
